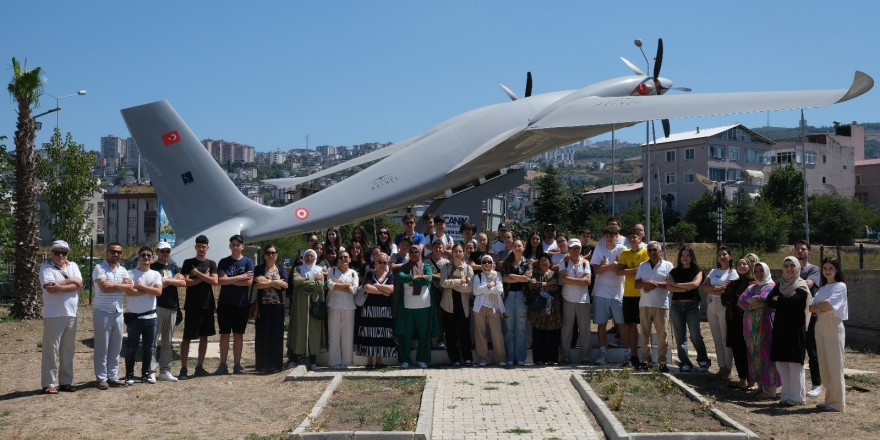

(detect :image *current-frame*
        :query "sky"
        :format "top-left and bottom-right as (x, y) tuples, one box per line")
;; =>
(2, 0), (878, 153)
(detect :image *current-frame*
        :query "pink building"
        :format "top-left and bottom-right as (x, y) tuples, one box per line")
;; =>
(855, 158), (880, 208)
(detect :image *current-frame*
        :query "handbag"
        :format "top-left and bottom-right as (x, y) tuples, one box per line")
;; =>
(354, 285), (367, 307)
(529, 292), (549, 312)
(309, 297), (328, 320)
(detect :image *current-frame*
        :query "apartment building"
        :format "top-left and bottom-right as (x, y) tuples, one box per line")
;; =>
(103, 184), (159, 245)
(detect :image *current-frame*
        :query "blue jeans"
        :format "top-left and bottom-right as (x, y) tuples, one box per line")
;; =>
(669, 300), (709, 367)
(503, 290), (528, 364)
(125, 317), (157, 378)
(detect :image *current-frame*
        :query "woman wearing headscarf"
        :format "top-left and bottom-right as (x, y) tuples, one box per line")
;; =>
(472, 254), (507, 367)
(288, 249), (326, 370)
(738, 262), (780, 398)
(721, 256), (755, 390)
(767, 256), (812, 406)
(253, 245), (288, 374)
(809, 257), (848, 412)
(355, 252), (396, 369)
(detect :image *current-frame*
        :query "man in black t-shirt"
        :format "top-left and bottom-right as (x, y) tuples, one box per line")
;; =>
(179, 235), (218, 379)
(215, 234), (255, 375)
(150, 241), (186, 382)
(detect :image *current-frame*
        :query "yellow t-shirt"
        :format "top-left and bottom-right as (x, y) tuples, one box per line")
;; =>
(619, 247), (649, 297)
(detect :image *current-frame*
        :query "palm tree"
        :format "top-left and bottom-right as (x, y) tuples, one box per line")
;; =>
(7, 57), (44, 318)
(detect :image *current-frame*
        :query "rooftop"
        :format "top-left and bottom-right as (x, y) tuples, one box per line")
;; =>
(640, 123), (774, 146)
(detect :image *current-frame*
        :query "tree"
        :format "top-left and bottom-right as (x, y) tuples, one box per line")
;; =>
(7, 57), (43, 318)
(808, 193), (879, 245)
(530, 165), (571, 229)
(682, 190), (722, 243)
(667, 221), (698, 244)
(725, 188), (787, 252)
(760, 164), (805, 241)
(0, 135), (13, 269)
(38, 129), (101, 248)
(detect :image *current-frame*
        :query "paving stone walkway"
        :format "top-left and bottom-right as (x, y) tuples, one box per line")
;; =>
(319, 365), (602, 440)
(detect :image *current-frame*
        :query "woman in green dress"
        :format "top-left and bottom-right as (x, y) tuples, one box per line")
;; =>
(287, 249), (326, 370)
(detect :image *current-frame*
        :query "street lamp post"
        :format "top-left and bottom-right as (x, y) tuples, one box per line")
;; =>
(42, 90), (87, 130)
(635, 39), (652, 241)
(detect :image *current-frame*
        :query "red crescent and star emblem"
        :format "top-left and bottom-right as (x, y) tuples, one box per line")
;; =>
(294, 207), (309, 220)
(161, 130), (181, 146)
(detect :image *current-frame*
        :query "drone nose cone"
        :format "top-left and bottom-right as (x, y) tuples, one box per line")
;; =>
(658, 77), (674, 90)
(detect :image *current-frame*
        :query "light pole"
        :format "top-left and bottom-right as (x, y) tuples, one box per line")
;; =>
(635, 39), (652, 241)
(42, 90), (87, 130)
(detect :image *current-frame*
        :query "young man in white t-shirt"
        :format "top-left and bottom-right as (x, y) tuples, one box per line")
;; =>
(559, 239), (591, 365)
(589, 226), (627, 364)
(125, 246), (163, 384)
(634, 240), (673, 372)
(424, 215), (454, 259)
(40, 240), (83, 394)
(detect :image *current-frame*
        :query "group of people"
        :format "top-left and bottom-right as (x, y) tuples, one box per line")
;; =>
(37, 215), (849, 412)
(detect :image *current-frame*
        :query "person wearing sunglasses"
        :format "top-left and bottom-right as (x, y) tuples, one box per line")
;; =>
(253, 245), (288, 374)
(395, 245), (438, 369)
(149, 241), (186, 382)
(124, 246), (163, 385)
(394, 213), (425, 253)
(40, 240), (83, 394)
(92, 242), (135, 390)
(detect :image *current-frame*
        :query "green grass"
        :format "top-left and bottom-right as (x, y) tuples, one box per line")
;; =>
(503, 427), (532, 434)
(483, 386), (499, 390)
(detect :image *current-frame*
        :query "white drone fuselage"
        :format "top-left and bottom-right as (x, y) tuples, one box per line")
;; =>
(121, 68), (871, 262)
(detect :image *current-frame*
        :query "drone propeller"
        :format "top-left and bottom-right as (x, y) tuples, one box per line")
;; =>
(525, 71), (533, 98)
(499, 71), (533, 101)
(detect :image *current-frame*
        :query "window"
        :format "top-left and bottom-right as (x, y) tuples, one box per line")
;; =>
(108, 218), (116, 226)
(684, 170), (695, 183)
(822, 176), (826, 184)
(666, 172), (676, 185)
(856, 174), (862, 185)
(708, 167), (726, 182)
(129, 202), (137, 210)
(726, 169), (742, 181)
(745, 148), (762, 163)
(666, 150), (676, 162)
(128, 218), (137, 227)
(685, 148), (695, 160)
(729, 147), (739, 161)
(805, 151), (816, 164)
(709, 145), (726, 160)
(822, 155), (827, 163)
(109, 202), (117, 210)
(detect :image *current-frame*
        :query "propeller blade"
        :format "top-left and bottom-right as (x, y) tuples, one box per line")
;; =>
(525, 71), (533, 98)
(620, 57), (645, 76)
(499, 83), (519, 101)
(671, 87), (692, 92)
(662, 119), (671, 138)
(653, 38), (663, 79)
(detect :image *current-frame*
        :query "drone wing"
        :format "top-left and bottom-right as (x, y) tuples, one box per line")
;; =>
(528, 71), (872, 130)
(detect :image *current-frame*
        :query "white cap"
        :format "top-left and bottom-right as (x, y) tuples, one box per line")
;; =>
(567, 239), (582, 248)
(157, 241), (172, 250)
(51, 240), (70, 251)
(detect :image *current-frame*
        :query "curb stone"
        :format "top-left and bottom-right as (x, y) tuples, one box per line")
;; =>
(289, 374), (434, 440)
(571, 372), (759, 440)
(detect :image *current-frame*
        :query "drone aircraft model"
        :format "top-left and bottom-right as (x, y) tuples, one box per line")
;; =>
(121, 41), (873, 261)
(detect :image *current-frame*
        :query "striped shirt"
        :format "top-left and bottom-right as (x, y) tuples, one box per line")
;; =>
(93, 261), (131, 313)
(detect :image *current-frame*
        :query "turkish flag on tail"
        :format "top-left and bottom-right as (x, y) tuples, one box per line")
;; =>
(161, 130), (181, 146)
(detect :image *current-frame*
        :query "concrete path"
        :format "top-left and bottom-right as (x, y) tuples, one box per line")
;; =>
(301, 365), (602, 440)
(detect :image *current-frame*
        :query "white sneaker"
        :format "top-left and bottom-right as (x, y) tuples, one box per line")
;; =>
(144, 373), (156, 384)
(595, 353), (607, 365)
(417, 362), (428, 369)
(125, 377), (135, 386)
(806, 385), (822, 397)
(400, 362), (410, 369)
(157, 372), (178, 382)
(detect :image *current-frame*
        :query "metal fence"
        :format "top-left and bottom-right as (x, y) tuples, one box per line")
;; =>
(0, 258), (98, 306)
